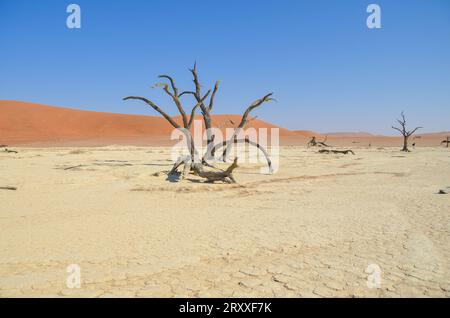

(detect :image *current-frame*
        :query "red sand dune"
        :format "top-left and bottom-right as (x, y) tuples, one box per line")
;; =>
(0, 101), (448, 147)
(0, 101), (303, 146)
(292, 130), (317, 138)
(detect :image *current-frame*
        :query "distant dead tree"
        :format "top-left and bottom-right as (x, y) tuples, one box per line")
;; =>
(391, 111), (422, 152)
(0, 145), (17, 153)
(307, 136), (330, 148)
(123, 64), (274, 182)
(307, 136), (317, 147)
(441, 136), (450, 148)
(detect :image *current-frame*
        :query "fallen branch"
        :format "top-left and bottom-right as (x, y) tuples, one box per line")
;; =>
(4, 149), (18, 153)
(169, 157), (239, 183)
(319, 149), (355, 155)
(0, 186), (17, 191)
(192, 157), (239, 183)
(63, 165), (84, 170)
(438, 186), (450, 194)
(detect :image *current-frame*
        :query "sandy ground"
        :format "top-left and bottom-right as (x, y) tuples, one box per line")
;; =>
(0, 146), (449, 298)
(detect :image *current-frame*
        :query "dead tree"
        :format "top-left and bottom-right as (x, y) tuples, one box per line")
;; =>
(307, 136), (317, 147)
(124, 64), (274, 182)
(391, 112), (422, 152)
(307, 136), (330, 148)
(441, 136), (450, 148)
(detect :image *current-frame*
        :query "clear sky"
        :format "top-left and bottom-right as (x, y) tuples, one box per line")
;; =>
(1, 0), (449, 134)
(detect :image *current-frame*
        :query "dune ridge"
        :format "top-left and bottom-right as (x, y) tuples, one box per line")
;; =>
(1, 100), (448, 147)
(0, 101), (303, 146)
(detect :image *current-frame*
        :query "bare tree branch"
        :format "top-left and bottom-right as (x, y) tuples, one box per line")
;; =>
(157, 75), (188, 128)
(187, 90), (211, 128)
(123, 96), (180, 128)
(187, 63), (218, 161)
(238, 93), (274, 129)
(158, 75), (178, 96)
(189, 62), (202, 100)
(407, 126), (423, 137)
(391, 126), (404, 134)
(179, 91), (196, 98)
(207, 92), (274, 168)
(209, 138), (273, 172)
(208, 81), (220, 111)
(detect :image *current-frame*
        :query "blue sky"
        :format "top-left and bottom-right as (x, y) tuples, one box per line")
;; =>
(0, 0), (449, 134)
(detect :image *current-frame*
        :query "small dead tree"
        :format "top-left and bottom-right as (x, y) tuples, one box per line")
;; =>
(391, 112), (422, 152)
(307, 136), (317, 147)
(307, 136), (330, 148)
(124, 64), (274, 182)
(441, 136), (450, 148)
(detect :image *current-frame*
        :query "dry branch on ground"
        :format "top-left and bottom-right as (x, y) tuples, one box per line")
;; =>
(318, 149), (355, 155)
(0, 145), (18, 153)
(0, 186), (17, 191)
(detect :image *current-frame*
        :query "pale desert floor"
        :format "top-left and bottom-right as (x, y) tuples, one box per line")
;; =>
(0, 146), (449, 297)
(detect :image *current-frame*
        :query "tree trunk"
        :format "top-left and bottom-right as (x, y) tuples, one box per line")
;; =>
(402, 136), (409, 152)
